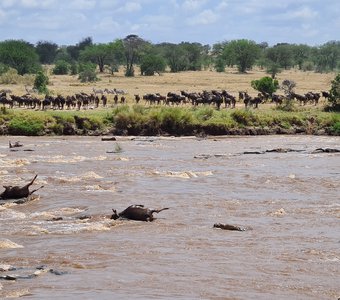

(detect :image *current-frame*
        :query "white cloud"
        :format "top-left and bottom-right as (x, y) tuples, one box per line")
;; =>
(117, 2), (142, 13)
(20, 0), (40, 7)
(94, 16), (121, 31)
(182, 0), (207, 11)
(0, 9), (7, 24)
(290, 6), (318, 19)
(217, 0), (229, 10)
(1, 0), (16, 8)
(68, 0), (96, 10)
(187, 9), (219, 25)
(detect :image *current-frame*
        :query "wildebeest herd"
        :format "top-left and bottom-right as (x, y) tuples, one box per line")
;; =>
(0, 88), (330, 111)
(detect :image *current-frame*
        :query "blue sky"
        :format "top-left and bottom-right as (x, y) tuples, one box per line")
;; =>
(0, 0), (338, 46)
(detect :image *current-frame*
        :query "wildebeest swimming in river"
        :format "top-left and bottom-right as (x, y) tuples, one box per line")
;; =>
(9, 141), (23, 148)
(0, 175), (43, 200)
(111, 205), (169, 222)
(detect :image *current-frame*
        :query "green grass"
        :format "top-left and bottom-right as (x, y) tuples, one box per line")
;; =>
(0, 105), (339, 136)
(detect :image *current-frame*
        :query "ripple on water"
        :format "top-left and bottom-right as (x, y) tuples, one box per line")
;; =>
(0, 158), (30, 168)
(0, 239), (24, 249)
(151, 170), (213, 179)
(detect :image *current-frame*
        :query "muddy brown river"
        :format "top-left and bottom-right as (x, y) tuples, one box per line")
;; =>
(0, 135), (339, 299)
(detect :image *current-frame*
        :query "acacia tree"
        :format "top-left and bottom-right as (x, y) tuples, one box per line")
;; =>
(107, 39), (125, 74)
(314, 41), (340, 72)
(265, 43), (294, 70)
(292, 44), (311, 70)
(35, 41), (58, 64)
(0, 40), (41, 75)
(67, 37), (93, 61)
(123, 34), (145, 77)
(79, 43), (113, 72)
(135, 42), (165, 76)
(159, 43), (188, 72)
(222, 39), (260, 72)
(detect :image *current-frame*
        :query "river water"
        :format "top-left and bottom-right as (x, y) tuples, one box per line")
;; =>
(0, 135), (339, 299)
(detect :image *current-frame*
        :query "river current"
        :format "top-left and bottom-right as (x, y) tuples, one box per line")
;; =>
(0, 135), (339, 299)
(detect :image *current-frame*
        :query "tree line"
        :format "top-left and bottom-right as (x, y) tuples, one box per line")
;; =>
(0, 35), (339, 81)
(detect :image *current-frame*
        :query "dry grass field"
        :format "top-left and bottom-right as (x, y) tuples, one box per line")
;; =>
(1, 67), (336, 107)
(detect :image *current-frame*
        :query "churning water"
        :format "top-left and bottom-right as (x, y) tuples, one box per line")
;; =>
(0, 135), (339, 299)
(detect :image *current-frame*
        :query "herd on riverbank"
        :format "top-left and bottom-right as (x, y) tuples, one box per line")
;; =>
(0, 88), (330, 111)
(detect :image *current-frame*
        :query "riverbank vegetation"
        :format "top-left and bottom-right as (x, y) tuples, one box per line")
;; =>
(1, 104), (339, 136)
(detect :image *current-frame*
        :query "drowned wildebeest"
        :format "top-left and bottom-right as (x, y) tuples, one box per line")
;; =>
(111, 204), (169, 222)
(0, 175), (43, 200)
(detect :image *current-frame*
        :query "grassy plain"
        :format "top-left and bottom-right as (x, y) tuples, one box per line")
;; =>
(1, 67), (335, 102)
(0, 67), (339, 136)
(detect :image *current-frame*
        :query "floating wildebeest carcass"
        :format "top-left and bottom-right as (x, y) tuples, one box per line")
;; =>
(0, 175), (43, 200)
(111, 205), (169, 222)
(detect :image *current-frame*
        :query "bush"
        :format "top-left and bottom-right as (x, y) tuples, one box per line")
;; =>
(78, 69), (97, 82)
(0, 68), (21, 84)
(52, 60), (70, 75)
(34, 71), (49, 94)
(159, 107), (194, 134)
(214, 58), (226, 72)
(328, 73), (340, 110)
(330, 122), (340, 135)
(70, 63), (78, 75)
(275, 99), (296, 112)
(8, 115), (45, 135)
(251, 76), (279, 96)
(231, 109), (258, 126)
(0, 63), (9, 75)
(140, 54), (166, 76)
(78, 63), (97, 82)
(302, 61), (315, 71)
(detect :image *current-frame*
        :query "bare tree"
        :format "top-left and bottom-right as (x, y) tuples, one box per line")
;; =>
(281, 79), (296, 99)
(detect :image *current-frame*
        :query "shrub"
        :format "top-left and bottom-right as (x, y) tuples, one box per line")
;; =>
(159, 107), (194, 134)
(193, 107), (215, 122)
(0, 63), (9, 75)
(275, 99), (296, 112)
(330, 122), (340, 135)
(302, 61), (315, 71)
(34, 71), (49, 94)
(52, 60), (70, 75)
(0, 68), (21, 84)
(70, 63), (78, 75)
(251, 76), (279, 96)
(8, 115), (45, 135)
(231, 110), (258, 126)
(328, 73), (340, 110)
(78, 63), (98, 82)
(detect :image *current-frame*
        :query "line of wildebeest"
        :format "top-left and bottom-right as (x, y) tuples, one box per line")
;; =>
(0, 87), (330, 111)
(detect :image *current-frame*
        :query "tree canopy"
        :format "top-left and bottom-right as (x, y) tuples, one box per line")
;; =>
(221, 39), (261, 73)
(0, 35), (339, 77)
(0, 40), (41, 75)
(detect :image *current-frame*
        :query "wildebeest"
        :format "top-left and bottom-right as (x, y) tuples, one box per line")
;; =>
(9, 141), (23, 148)
(134, 94), (141, 104)
(0, 175), (43, 200)
(111, 204), (169, 222)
